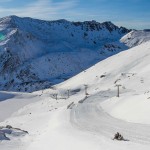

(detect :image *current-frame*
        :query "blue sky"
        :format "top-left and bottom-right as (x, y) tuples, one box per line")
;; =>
(0, 0), (149, 29)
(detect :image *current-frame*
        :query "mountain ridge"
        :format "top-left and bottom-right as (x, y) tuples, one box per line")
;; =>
(0, 15), (149, 92)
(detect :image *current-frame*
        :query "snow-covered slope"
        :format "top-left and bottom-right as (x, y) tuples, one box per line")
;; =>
(0, 16), (132, 92)
(0, 16), (150, 92)
(121, 30), (150, 47)
(1, 41), (150, 150)
(58, 41), (150, 124)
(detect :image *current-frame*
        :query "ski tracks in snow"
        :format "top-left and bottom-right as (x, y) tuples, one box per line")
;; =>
(70, 93), (150, 145)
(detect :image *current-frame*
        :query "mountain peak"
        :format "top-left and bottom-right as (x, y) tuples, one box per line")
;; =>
(0, 15), (130, 34)
(0, 15), (19, 22)
(0, 15), (145, 92)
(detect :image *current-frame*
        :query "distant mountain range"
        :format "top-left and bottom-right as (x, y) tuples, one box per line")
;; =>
(0, 15), (149, 92)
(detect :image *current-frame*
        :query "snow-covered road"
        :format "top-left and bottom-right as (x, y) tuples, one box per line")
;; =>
(71, 93), (150, 145)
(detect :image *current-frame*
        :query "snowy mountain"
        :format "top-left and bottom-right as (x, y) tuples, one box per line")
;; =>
(1, 41), (150, 150)
(121, 29), (150, 47)
(0, 15), (149, 92)
(0, 16), (129, 92)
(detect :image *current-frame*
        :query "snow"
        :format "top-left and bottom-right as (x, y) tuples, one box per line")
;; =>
(0, 92), (40, 122)
(0, 15), (150, 150)
(121, 30), (150, 47)
(0, 91), (149, 150)
(0, 40), (150, 150)
(0, 16), (149, 92)
(101, 94), (150, 124)
(58, 41), (150, 125)
(0, 15), (132, 92)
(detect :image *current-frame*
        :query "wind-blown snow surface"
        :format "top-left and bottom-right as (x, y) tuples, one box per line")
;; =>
(1, 41), (150, 150)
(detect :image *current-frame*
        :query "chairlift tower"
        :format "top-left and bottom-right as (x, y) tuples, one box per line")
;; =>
(67, 89), (70, 98)
(84, 84), (88, 96)
(116, 84), (121, 97)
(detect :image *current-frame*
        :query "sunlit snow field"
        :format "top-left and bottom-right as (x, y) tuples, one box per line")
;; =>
(0, 42), (150, 150)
